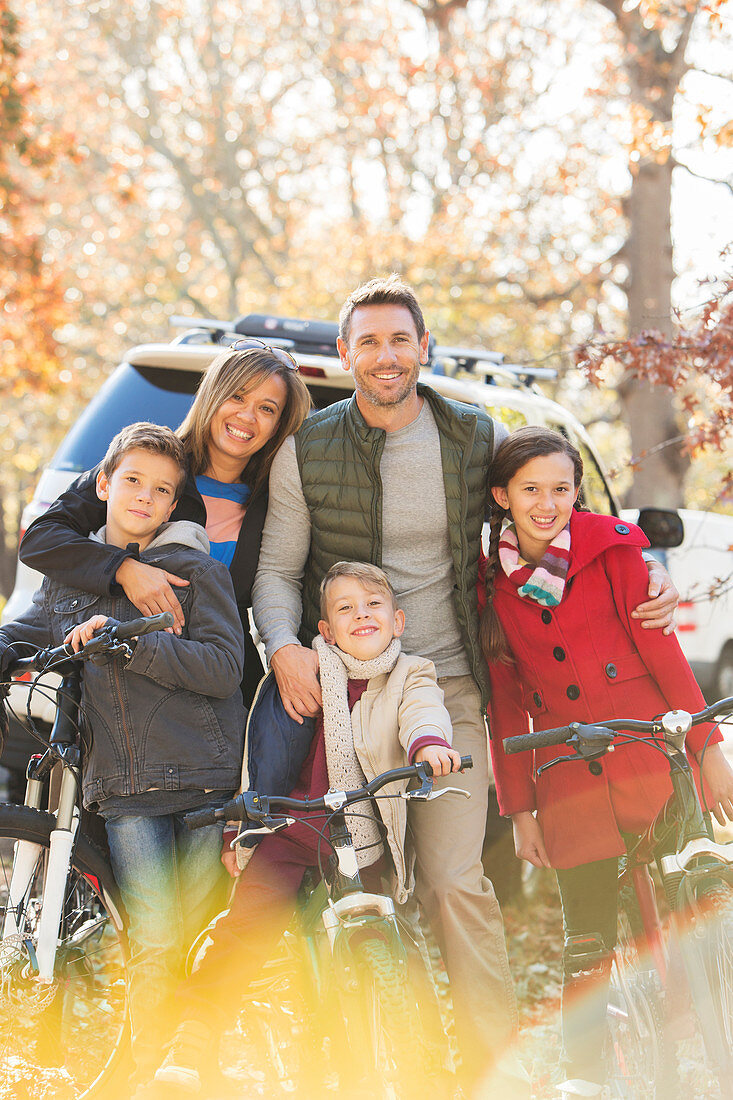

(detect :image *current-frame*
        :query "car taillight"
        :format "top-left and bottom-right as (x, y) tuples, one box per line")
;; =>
(298, 365), (327, 378)
(677, 601), (696, 632)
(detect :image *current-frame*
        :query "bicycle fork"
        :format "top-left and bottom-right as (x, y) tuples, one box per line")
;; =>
(2, 672), (83, 983)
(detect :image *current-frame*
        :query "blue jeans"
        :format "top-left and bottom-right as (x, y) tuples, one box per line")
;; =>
(105, 813), (227, 1073)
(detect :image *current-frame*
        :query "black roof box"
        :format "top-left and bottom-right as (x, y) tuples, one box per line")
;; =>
(234, 313), (339, 356)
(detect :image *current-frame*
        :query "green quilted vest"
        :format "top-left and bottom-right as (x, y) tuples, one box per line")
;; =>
(294, 384), (494, 701)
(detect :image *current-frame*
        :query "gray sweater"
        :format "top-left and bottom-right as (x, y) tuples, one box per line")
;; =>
(252, 403), (508, 678)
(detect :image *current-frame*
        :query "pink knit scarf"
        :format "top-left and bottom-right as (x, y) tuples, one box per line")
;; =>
(498, 522), (571, 607)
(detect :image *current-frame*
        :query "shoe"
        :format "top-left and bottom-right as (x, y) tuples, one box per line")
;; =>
(556, 1081), (603, 1098)
(153, 1019), (213, 1094)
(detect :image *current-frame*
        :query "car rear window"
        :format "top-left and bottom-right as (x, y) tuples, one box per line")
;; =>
(52, 364), (200, 473)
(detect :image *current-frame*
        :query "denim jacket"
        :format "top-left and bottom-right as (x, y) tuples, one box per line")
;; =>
(0, 521), (246, 810)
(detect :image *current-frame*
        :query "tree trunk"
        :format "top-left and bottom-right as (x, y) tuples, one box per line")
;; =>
(619, 156), (689, 508)
(597, 0), (698, 508)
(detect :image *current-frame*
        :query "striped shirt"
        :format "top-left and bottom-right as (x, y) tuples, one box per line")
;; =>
(195, 475), (250, 568)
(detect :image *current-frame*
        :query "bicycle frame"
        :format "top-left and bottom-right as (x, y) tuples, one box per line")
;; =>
(298, 802), (409, 983)
(621, 717), (733, 966)
(3, 669), (84, 982)
(2, 612), (171, 986)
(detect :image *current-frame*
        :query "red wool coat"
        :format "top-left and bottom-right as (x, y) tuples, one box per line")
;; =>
(484, 511), (717, 869)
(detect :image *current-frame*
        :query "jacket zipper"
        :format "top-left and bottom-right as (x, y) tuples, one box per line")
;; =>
(371, 430), (386, 568)
(455, 413), (478, 675)
(112, 658), (136, 794)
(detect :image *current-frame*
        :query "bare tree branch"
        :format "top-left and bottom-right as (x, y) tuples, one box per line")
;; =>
(674, 157), (733, 194)
(690, 66), (733, 84)
(406, 0), (470, 27)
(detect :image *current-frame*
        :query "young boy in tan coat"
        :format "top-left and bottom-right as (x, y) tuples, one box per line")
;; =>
(143, 561), (459, 1096)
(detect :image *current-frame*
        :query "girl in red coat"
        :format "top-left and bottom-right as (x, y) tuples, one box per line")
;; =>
(480, 426), (733, 1096)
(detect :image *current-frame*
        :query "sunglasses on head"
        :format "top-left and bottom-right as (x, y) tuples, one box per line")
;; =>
(231, 338), (299, 371)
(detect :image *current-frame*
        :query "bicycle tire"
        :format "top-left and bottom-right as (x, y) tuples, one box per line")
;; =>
(187, 914), (316, 1095)
(675, 874), (733, 1094)
(606, 962), (668, 1100)
(0, 803), (129, 1099)
(607, 881), (679, 1100)
(344, 934), (435, 1097)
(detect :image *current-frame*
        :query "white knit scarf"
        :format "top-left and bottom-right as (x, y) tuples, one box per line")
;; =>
(312, 634), (402, 869)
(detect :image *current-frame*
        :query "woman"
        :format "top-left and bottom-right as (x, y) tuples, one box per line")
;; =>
(19, 343), (312, 703)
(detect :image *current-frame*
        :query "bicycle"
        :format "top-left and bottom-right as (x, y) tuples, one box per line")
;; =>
(0, 611), (173, 1100)
(503, 695), (733, 1100)
(183, 754), (474, 1097)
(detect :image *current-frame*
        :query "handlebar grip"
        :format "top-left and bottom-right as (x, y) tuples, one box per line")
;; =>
(115, 612), (175, 640)
(184, 805), (221, 830)
(503, 726), (573, 754)
(421, 754), (473, 777)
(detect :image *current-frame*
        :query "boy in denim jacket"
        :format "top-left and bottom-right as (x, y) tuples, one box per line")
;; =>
(0, 423), (245, 1081)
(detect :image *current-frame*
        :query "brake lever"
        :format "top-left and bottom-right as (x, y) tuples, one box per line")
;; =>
(231, 817), (294, 845)
(400, 770), (433, 801)
(86, 636), (133, 665)
(403, 785), (471, 802)
(535, 754), (578, 779)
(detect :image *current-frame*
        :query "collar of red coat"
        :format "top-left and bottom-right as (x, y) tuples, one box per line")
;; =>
(478, 510), (651, 609)
(565, 510), (649, 580)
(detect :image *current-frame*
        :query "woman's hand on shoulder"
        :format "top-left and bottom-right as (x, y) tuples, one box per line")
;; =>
(115, 558), (189, 634)
(511, 810), (551, 868)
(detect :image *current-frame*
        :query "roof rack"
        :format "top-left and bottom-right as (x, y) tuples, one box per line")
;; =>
(169, 313), (557, 383)
(170, 313), (338, 355)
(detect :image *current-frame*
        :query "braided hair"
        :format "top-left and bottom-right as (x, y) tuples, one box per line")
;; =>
(480, 426), (584, 664)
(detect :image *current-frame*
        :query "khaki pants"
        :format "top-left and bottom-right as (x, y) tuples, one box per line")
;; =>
(408, 675), (530, 1098)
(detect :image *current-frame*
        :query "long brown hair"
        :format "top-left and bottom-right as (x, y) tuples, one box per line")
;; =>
(480, 427), (584, 664)
(177, 348), (311, 492)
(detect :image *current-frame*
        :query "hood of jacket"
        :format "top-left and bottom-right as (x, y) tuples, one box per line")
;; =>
(92, 519), (210, 556)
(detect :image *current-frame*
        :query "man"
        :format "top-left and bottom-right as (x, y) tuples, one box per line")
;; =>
(252, 275), (677, 1096)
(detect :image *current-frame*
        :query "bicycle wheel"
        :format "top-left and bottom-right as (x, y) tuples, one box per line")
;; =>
(0, 803), (129, 1099)
(606, 879), (678, 1100)
(340, 934), (438, 1098)
(676, 874), (733, 1094)
(606, 961), (667, 1099)
(187, 913), (315, 1095)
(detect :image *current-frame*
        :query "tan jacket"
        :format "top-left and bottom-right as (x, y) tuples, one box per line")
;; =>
(351, 653), (453, 905)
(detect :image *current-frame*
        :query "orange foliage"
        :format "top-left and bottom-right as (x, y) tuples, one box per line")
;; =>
(0, 0), (71, 393)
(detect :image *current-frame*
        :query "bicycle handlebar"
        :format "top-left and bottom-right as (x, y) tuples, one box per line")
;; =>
(185, 754), (474, 831)
(503, 696), (733, 756)
(3, 612), (175, 678)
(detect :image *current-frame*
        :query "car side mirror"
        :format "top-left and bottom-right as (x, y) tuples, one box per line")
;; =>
(636, 508), (685, 549)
